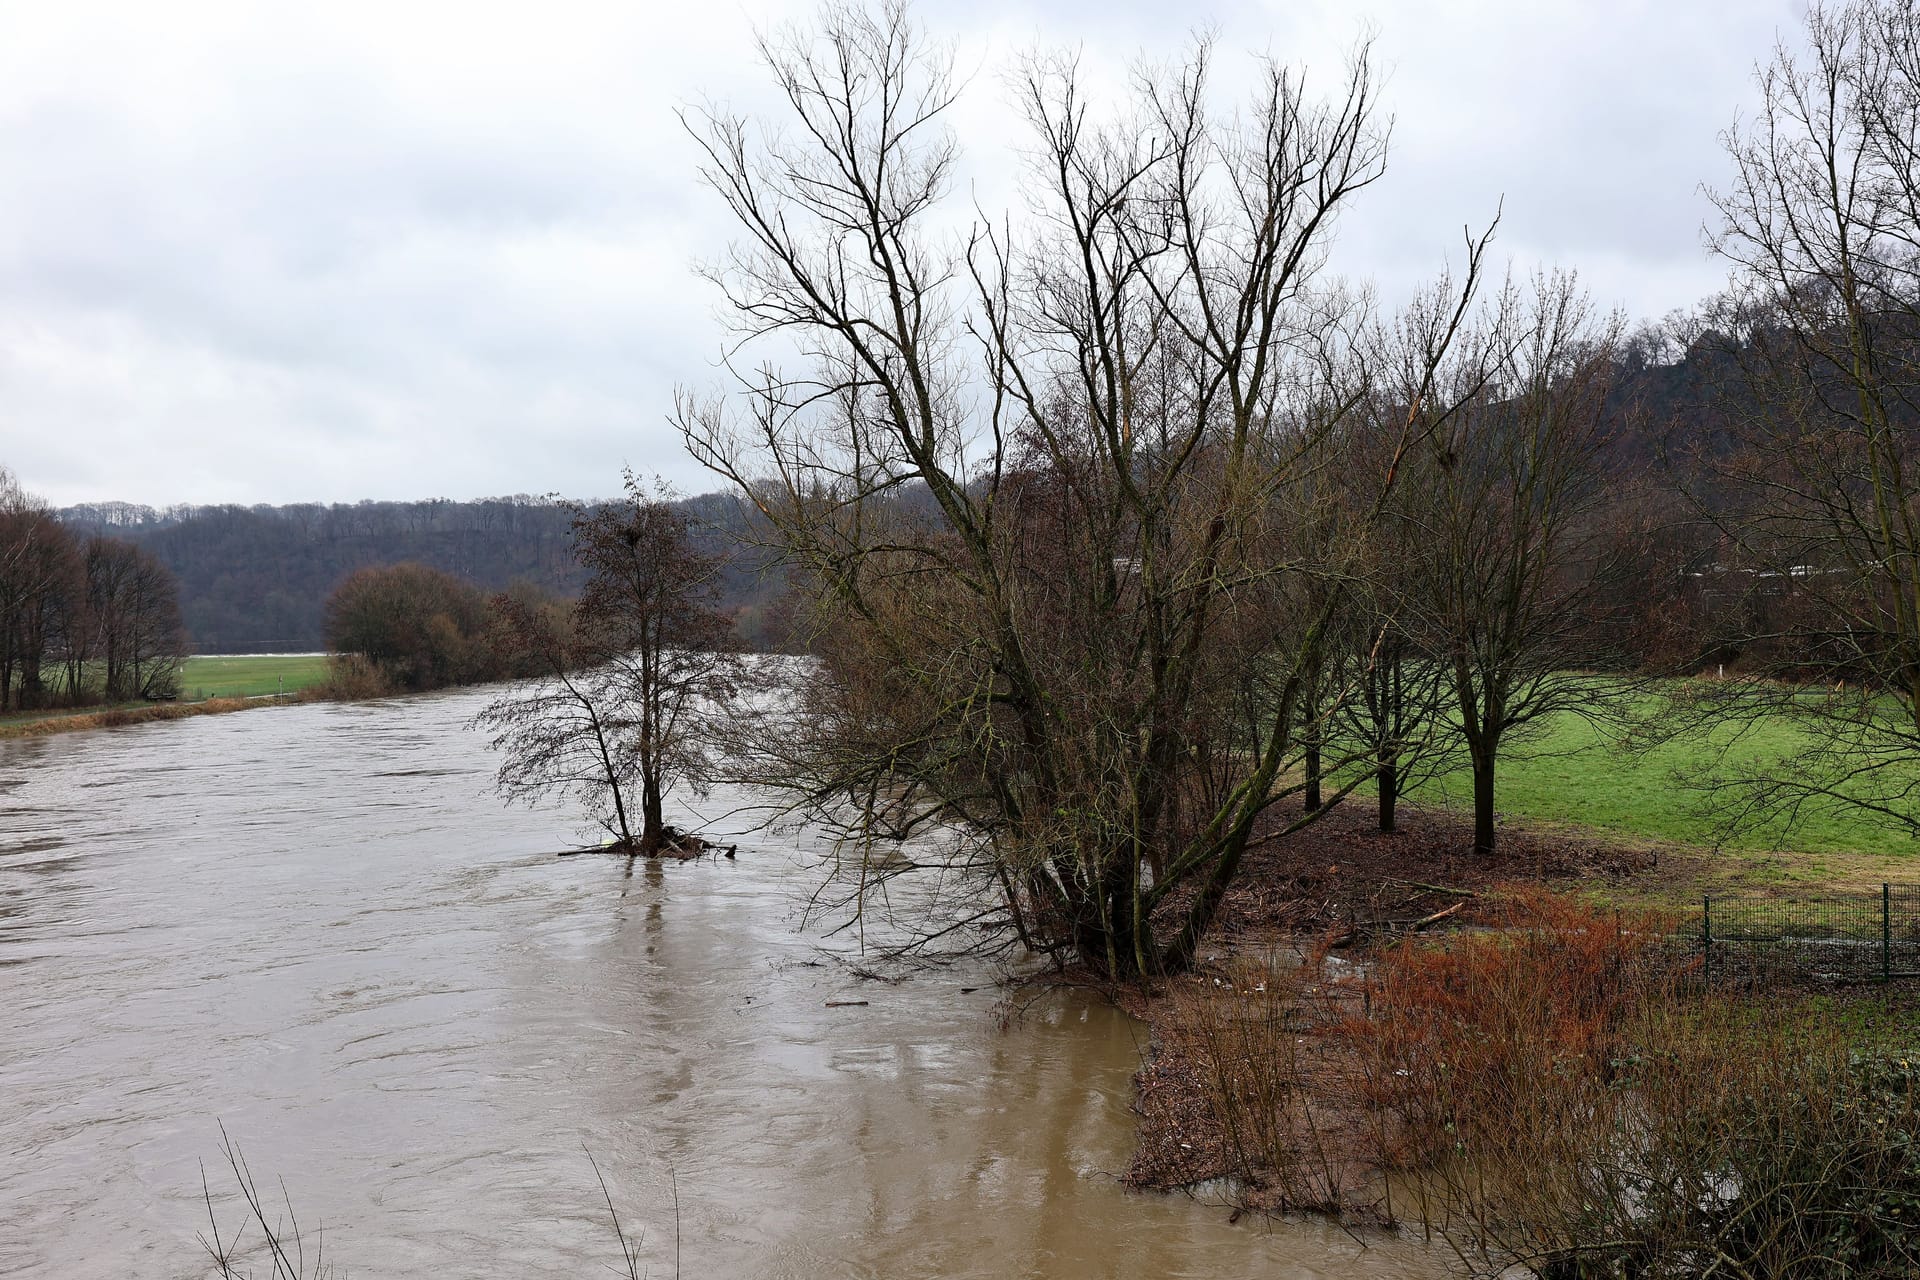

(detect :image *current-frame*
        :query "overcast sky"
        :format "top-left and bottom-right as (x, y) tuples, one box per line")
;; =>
(0, 0), (1800, 508)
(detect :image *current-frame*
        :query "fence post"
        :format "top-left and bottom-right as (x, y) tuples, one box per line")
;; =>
(1885, 883), (1893, 984)
(1703, 895), (1712, 989)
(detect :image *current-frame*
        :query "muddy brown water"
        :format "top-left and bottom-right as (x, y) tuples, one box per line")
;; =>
(0, 691), (1442, 1278)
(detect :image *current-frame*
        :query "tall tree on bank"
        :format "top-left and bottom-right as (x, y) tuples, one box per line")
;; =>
(1682, 0), (1920, 839)
(478, 478), (742, 854)
(1414, 275), (1629, 857)
(0, 469), (73, 710)
(677, 2), (1491, 976)
(84, 537), (187, 700)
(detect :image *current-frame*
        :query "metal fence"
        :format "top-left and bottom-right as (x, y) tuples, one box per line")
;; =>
(1700, 885), (1920, 986)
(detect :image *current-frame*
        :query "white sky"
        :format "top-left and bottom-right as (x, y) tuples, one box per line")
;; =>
(0, 0), (1800, 507)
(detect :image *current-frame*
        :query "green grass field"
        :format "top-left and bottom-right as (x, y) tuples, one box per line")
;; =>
(1404, 693), (1920, 888)
(178, 654), (330, 701)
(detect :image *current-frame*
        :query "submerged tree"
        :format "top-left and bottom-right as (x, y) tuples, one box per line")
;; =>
(477, 478), (742, 854)
(677, 2), (1492, 975)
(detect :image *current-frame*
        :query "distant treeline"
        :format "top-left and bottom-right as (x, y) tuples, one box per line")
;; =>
(56, 491), (788, 654)
(1, 468), (187, 711)
(42, 331), (1727, 661)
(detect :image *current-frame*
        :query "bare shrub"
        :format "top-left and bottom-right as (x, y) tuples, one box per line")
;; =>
(1170, 890), (1920, 1277)
(320, 653), (395, 700)
(1160, 954), (1383, 1218)
(1354, 889), (1669, 1173)
(199, 1127), (332, 1280)
(197, 1132), (682, 1279)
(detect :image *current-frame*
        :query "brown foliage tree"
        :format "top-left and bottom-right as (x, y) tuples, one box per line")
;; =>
(0, 467), (185, 710)
(84, 537), (187, 701)
(322, 562), (502, 693)
(0, 468), (78, 710)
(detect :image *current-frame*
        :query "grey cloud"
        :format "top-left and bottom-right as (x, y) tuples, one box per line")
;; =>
(0, 0), (1811, 506)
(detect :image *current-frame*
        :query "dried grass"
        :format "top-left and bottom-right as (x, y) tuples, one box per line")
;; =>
(1156, 889), (1920, 1277)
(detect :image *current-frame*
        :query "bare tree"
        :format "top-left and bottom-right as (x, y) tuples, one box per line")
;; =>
(676, 3), (1491, 976)
(1681, 0), (1920, 839)
(86, 537), (187, 700)
(478, 477), (742, 854)
(0, 468), (85, 710)
(1407, 274), (1629, 857)
(1324, 536), (1461, 836)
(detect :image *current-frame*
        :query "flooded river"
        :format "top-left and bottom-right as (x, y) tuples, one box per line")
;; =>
(0, 691), (1439, 1277)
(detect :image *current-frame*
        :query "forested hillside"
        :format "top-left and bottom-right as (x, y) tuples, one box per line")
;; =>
(56, 491), (786, 652)
(44, 330), (1751, 658)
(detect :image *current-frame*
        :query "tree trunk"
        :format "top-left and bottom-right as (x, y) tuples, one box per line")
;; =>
(1302, 657), (1322, 812)
(1377, 755), (1398, 834)
(607, 779), (635, 850)
(640, 774), (666, 855)
(1471, 748), (1497, 856)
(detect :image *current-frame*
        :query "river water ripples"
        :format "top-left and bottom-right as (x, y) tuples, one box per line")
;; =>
(0, 692), (1438, 1278)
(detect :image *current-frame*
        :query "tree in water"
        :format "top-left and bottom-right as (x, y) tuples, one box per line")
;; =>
(676, 2), (1495, 975)
(478, 476), (742, 855)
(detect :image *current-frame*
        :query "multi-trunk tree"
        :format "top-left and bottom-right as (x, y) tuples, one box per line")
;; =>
(676, 2), (1493, 976)
(1408, 276), (1633, 857)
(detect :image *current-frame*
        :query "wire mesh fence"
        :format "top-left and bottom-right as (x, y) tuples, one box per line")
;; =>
(1700, 885), (1920, 986)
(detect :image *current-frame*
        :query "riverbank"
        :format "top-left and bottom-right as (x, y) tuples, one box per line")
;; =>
(1125, 799), (1660, 1197)
(1122, 797), (1920, 1268)
(0, 655), (333, 740)
(0, 693), (309, 740)
(1127, 910), (1920, 1268)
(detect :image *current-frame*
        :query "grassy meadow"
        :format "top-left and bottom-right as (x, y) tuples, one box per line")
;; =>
(1405, 689), (1920, 893)
(0, 655), (331, 739)
(177, 654), (330, 701)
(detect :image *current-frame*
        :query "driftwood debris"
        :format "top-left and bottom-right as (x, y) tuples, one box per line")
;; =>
(1408, 901), (1466, 932)
(824, 1000), (870, 1008)
(1383, 877), (1479, 898)
(849, 967), (907, 985)
(552, 827), (737, 860)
